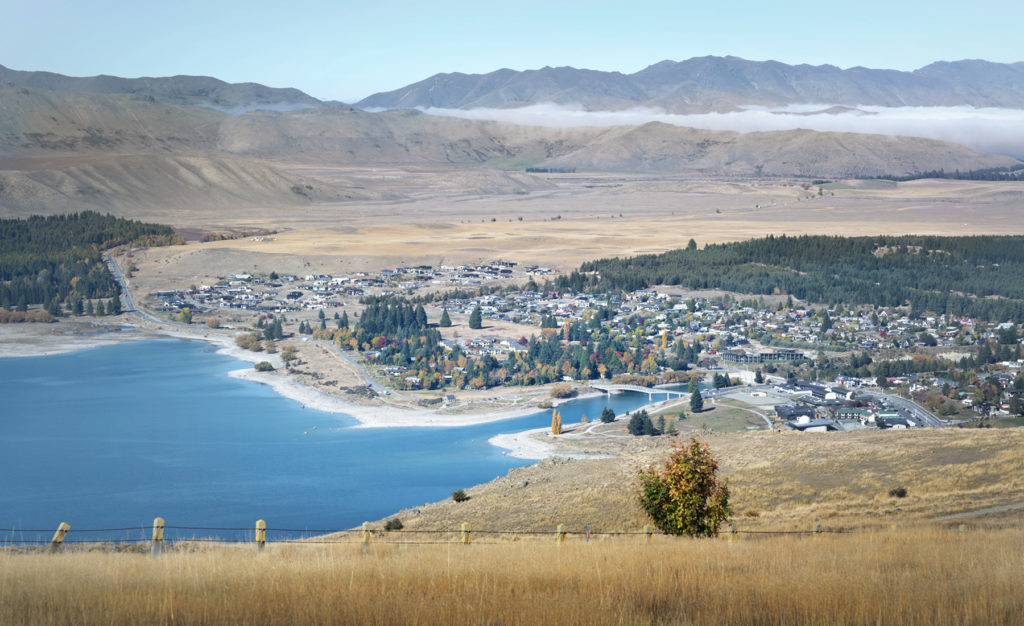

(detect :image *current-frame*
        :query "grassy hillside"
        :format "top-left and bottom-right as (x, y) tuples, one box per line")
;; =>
(0, 85), (224, 155)
(0, 155), (348, 216)
(2, 529), (1021, 624)
(539, 123), (1020, 177)
(379, 429), (1024, 534)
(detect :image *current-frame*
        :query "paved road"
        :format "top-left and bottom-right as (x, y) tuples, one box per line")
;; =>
(860, 390), (945, 428)
(104, 252), (171, 327)
(104, 253), (135, 311)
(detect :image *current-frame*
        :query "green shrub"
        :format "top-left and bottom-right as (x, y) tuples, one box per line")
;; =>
(452, 489), (470, 503)
(384, 518), (404, 531)
(639, 438), (731, 537)
(254, 361), (274, 372)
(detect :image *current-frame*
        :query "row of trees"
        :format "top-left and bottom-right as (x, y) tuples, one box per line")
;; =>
(564, 235), (1024, 322)
(865, 165), (1024, 182)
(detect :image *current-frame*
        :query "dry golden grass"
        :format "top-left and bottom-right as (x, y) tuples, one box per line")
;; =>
(388, 429), (1024, 534)
(3, 528), (1022, 624)
(121, 175), (1024, 284)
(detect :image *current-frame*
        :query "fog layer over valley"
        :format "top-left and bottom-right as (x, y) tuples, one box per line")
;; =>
(422, 103), (1024, 159)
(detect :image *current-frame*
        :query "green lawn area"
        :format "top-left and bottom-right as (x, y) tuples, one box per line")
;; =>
(683, 400), (769, 433)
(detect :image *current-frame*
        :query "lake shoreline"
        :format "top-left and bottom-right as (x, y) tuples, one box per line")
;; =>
(0, 320), (602, 436)
(0, 320), (675, 461)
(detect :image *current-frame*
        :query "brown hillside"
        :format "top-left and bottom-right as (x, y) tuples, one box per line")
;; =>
(540, 122), (1020, 177)
(376, 429), (1024, 534)
(0, 85), (224, 156)
(0, 155), (357, 216)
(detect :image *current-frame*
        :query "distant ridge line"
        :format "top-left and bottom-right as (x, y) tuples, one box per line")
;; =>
(356, 55), (1024, 113)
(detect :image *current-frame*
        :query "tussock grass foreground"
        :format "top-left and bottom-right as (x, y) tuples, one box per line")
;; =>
(2, 527), (1022, 625)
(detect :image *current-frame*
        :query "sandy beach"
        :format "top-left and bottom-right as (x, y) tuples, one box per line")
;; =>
(229, 367), (548, 428)
(0, 322), (158, 358)
(488, 428), (567, 460)
(489, 418), (617, 460)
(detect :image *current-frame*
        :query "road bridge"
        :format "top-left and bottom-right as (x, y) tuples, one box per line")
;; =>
(590, 383), (687, 403)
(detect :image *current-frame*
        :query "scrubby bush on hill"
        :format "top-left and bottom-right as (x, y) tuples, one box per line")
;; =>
(235, 333), (264, 351)
(639, 438), (731, 537)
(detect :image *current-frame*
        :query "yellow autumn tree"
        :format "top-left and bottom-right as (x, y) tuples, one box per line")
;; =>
(551, 410), (562, 435)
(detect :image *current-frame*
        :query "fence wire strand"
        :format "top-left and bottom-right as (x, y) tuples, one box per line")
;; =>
(0, 522), (983, 548)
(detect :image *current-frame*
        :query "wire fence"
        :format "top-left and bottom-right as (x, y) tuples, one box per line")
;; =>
(0, 518), (995, 551)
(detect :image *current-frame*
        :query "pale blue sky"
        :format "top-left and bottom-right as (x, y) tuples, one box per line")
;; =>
(2, 0), (1021, 102)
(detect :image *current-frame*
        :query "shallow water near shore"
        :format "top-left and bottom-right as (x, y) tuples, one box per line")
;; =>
(0, 338), (682, 541)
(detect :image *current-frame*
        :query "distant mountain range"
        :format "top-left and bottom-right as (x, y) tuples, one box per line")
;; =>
(356, 56), (1024, 112)
(1, 60), (1021, 216)
(0, 63), (322, 112)
(7, 57), (1024, 116)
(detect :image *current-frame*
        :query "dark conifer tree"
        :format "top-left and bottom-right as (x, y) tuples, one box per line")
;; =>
(468, 306), (483, 330)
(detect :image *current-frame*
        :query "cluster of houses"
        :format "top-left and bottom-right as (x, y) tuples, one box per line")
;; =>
(151, 261), (550, 314)
(376, 261), (553, 289)
(772, 381), (914, 432)
(454, 288), (1019, 359)
(153, 275), (352, 314)
(146, 264), (1023, 423)
(155, 265), (1014, 364)
(776, 405), (913, 432)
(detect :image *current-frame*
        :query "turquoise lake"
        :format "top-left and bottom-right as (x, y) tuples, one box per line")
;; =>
(0, 338), (682, 542)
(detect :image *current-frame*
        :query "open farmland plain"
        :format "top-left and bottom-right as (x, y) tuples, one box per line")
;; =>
(123, 172), (1024, 289)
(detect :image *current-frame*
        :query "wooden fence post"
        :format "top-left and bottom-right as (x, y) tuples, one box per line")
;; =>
(362, 522), (372, 554)
(255, 519), (266, 552)
(728, 524), (737, 543)
(643, 524), (653, 545)
(556, 524), (567, 545)
(151, 517), (165, 557)
(461, 522), (472, 545)
(50, 522), (70, 553)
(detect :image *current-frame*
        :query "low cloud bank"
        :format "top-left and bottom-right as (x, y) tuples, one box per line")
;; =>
(421, 103), (1024, 159)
